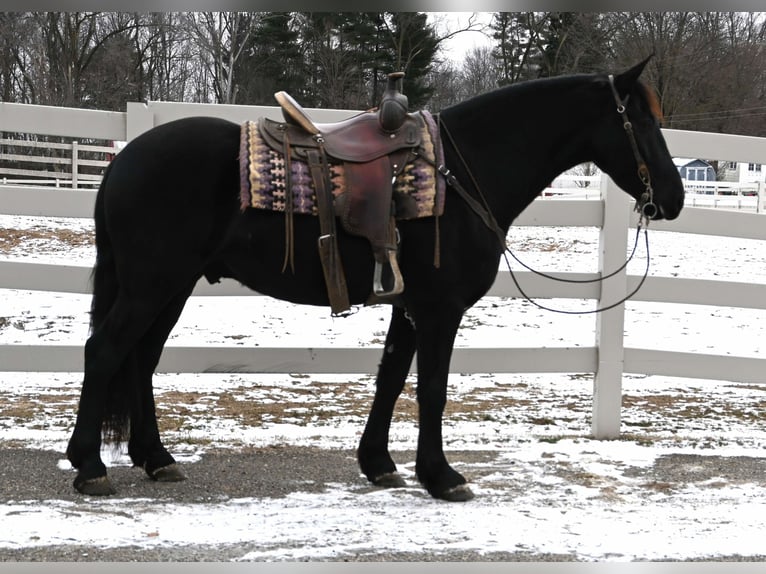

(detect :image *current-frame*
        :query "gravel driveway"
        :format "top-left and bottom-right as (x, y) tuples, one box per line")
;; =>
(2, 445), (765, 562)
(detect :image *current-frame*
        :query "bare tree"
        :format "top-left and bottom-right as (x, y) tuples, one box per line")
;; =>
(423, 60), (462, 110)
(0, 13), (38, 102)
(460, 44), (499, 97)
(429, 12), (489, 59)
(571, 162), (599, 188)
(491, 12), (552, 83)
(28, 12), (139, 107)
(182, 12), (259, 104)
(129, 13), (200, 102)
(607, 12), (766, 136)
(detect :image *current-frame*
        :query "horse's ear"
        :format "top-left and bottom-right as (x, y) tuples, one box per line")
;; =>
(613, 55), (653, 95)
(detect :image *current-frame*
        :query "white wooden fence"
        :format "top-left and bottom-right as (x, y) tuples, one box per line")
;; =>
(683, 180), (764, 211)
(2, 100), (766, 439)
(0, 136), (116, 187)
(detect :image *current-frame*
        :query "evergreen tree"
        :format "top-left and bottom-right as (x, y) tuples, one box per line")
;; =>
(84, 30), (142, 110)
(536, 13), (609, 77)
(295, 12), (438, 110)
(491, 12), (538, 85)
(381, 12), (439, 109)
(236, 13), (304, 105)
(298, 12), (354, 107)
(341, 13), (385, 108)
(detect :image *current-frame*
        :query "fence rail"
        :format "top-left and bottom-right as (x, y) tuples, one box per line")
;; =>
(2, 100), (766, 439)
(0, 135), (117, 187)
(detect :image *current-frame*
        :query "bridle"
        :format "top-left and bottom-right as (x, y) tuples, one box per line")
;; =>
(434, 75), (662, 315)
(608, 73), (658, 224)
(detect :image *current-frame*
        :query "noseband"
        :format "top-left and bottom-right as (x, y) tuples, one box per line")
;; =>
(608, 74), (658, 224)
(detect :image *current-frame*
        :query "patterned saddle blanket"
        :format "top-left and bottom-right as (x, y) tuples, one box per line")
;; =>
(238, 110), (445, 221)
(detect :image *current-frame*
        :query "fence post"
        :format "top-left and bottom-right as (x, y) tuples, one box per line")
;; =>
(592, 176), (631, 439)
(71, 140), (79, 188)
(758, 181), (765, 214)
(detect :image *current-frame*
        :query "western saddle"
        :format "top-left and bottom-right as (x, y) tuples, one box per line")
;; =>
(261, 72), (424, 315)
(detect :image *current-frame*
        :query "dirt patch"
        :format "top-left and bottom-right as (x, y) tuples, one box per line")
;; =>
(622, 392), (766, 426)
(150, 381), (543, 437)
(0, 225), (93, 253)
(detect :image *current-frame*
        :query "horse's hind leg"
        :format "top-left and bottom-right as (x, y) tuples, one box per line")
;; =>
(126, 282), (197, 482)
(358, 306), (415, 487)
(66, 293), (174, 495)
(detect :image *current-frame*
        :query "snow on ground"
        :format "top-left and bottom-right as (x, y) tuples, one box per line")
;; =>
(1, 212), (766, 561)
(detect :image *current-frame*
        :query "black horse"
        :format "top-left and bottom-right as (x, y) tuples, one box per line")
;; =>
(66, 58), (683, 501)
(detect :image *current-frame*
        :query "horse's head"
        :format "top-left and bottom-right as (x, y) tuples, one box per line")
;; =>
(591, 58), (684, 221)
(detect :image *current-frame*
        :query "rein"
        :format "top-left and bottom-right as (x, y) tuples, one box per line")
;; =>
(434, 75), (659, 315)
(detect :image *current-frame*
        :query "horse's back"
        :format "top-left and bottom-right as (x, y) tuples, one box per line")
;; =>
(125, 115), (240, 148)
(111, 116), (240, 175)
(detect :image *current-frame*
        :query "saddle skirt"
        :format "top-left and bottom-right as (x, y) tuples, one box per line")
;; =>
(238, 110), (445, 221)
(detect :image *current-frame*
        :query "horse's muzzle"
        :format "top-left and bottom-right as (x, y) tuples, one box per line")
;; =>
(659, 195), (684, 221)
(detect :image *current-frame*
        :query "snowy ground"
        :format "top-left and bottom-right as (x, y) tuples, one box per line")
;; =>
(1, 212), (766, 561)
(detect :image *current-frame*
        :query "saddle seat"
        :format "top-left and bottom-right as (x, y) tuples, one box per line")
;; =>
(271, 93), (422, 163)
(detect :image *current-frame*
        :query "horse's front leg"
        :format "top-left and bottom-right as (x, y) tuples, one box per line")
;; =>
(413, 303), (474, 501)
(358, 305), (416, 487)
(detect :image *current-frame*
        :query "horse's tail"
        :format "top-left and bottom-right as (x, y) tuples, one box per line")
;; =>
(88, 162), (130, 445)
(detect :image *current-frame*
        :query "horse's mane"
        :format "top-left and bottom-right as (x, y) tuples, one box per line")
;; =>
(442, 73), (664, 124)
(441, 74), (588, 114)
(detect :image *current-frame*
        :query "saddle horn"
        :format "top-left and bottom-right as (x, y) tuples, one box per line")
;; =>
(379, 72), (409, 133)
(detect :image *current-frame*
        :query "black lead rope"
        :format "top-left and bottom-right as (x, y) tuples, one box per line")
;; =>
(505, 222), (643, 285)
(502, 223), (651, 315)
(436, 147), (654, 315)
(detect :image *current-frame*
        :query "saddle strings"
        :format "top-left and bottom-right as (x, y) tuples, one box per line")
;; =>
(435, 113), (652, 316)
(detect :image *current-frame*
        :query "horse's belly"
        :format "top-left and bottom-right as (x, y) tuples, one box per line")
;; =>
(213, 210), (378, 307)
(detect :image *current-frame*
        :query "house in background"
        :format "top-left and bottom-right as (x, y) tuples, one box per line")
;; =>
(673, 157), (716, 182)
(717, 160), (766, 184)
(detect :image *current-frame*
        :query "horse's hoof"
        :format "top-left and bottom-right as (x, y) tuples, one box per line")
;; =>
(371, 472), (407, 488)
(148, 463), (186, 483)
(439, 484), (475, 502)
(73, 475), (116, 496)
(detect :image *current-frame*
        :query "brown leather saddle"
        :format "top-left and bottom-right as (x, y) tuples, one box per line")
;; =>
(260, 72), (423, 315)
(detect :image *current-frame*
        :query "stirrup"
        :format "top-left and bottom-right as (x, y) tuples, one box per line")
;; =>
(373, 249), (404, 297)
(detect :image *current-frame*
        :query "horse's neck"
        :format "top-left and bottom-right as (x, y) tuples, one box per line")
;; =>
(440, 77), (598, 231)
